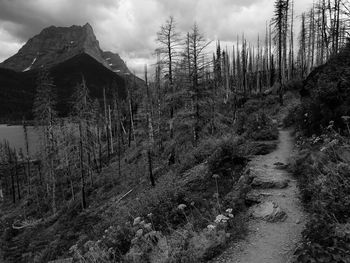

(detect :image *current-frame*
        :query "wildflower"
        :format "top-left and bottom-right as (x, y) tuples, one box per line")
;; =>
(212, 174), (220, 179)
(190, 201), (195, 206)
(214, 214), (229, 224)
(225, 208), (233, 213)
(144, 223), (152, 231)
(207, 224), (216, 231)
(147, 213), (153, 218)
(341, 116), (350, 122)
(228, 213), (234, 218)
(329, 139), (339, 147)
(133, 217), (142, 226)
(69, 244), (78, 253)
(178, 204), (187, 210)
(135, 229), (143, 238)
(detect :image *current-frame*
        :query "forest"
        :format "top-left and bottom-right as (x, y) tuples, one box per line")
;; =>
(0, 0), (350, 262)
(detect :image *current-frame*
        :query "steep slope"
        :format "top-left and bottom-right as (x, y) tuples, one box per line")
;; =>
(299, 43), (350, 134)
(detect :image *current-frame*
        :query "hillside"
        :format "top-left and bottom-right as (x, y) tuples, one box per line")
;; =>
(0, 0), (349, 262)
(298, 43), (350, 135)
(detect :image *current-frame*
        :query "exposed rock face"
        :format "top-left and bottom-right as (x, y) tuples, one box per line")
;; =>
(0, 23), (129, 74)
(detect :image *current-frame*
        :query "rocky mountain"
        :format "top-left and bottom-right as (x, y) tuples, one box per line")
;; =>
(0, 23), (130, 75)
(0, 23), (138, 120)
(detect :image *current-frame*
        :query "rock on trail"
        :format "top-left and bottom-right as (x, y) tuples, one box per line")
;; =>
(211, 129), (306, 263)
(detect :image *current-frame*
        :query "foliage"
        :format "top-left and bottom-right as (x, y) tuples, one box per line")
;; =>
(290, 123), (350, 262)
(235, 109), (278, 141)
(298, 43), (350, 135)
(69, 131), (258, 262)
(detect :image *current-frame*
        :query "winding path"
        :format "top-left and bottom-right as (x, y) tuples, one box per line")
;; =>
(212, 129), (306, 263)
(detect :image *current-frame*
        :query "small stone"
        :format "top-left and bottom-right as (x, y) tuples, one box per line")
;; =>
(296, 219), (301, 224)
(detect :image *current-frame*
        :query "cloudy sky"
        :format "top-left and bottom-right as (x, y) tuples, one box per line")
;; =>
(0, 0), (314, 73)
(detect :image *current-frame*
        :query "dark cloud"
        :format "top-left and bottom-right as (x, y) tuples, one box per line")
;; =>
(0, 0), (314, 72)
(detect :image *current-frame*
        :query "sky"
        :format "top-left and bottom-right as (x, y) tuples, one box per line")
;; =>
(0, 0), (314, 74)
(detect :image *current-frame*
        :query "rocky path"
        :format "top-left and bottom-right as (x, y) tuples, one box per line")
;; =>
(211, 129), (306, 263)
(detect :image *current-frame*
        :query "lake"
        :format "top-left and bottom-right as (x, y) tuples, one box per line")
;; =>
(0, 124), (41, 157)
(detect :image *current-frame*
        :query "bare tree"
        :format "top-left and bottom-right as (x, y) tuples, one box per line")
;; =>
(156, 16), (182, 139)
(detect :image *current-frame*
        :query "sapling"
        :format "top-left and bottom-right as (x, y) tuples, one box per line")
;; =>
(212, 174), (221, 212)
(178, 204), (194, 231)
(341, 116), (350, 135)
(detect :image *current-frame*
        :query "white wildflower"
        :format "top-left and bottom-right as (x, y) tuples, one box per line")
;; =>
(215, 214), (229, 224)
(133, 217), (142, 226)
(135, 229), (143, 237)
(144, 223), (152, 231)
(320, 146), (327, 152)
(178, 204), (187, 210)
(207, 224), (216, 231)
(225, 208), (233, 213)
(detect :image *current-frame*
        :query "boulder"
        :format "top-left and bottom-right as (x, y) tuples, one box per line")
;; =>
(250, 201), (287, 222)
(251, 177), (289, 189)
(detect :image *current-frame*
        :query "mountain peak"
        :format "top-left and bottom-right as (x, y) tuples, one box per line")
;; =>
(83, 22), (93, 29)
(0, 23), (129, 75)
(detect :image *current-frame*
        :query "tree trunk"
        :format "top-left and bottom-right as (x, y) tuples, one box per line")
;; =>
(79, 122), (86, 210)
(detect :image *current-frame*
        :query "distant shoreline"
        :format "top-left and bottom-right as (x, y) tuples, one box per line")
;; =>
(0, 120), (36, 126)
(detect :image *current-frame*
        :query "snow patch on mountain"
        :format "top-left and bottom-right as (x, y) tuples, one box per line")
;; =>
(23, 57), (37, 72)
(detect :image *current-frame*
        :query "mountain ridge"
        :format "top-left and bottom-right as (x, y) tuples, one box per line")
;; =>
(0, 23), (140, 120)
(0, 23), (131, 75)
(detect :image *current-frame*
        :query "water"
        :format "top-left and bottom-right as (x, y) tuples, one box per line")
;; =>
(0, 124), (41, 157)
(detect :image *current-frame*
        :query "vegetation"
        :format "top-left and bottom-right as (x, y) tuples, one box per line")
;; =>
(289, 122), (350, 262)
(0, 0), (349, 262)
(286, 41), (350, 263)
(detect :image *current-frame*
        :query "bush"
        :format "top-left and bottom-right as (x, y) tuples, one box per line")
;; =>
(235, 110), (278, 141)
(299, 44), (350, 135)
(290, 129), (350, 262)
(283, 104), (303, 128)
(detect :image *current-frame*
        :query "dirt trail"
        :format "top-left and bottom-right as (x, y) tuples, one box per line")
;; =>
(211, 129), (306, 263)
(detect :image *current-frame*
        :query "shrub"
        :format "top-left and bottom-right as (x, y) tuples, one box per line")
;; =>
(290, 128), (350, 262)
(299, 44), (350, 135)
(235, 110), (278, 141)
